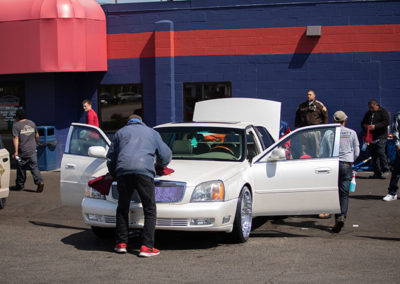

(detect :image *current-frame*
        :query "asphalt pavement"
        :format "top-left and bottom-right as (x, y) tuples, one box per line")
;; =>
(0, 169), (399, 283)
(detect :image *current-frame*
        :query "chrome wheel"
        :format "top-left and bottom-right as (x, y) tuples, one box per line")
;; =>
(240, 188), (252, 239)
(231, 186), (252, 243)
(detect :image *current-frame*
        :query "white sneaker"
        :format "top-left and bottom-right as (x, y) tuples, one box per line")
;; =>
(383, 194), (397, 202)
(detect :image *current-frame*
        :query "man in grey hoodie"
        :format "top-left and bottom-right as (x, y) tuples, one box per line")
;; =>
(107, 114), (172, 257)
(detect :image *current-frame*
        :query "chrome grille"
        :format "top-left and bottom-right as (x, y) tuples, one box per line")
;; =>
(103, 216), (189, 227)
(104, 215), (116, 224)
(156, 218), (188, 227)
(111, 180), (186, 203)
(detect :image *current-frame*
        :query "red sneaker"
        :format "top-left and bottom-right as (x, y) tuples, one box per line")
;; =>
(114, 243), (127, 253)
(139, 245), (160, 257)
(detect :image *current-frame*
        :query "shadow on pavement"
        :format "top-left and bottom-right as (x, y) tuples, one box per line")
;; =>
(357, 235), (400, 242)
(23, 189), (38, 193)
(349, 195), (383, 200)
(274, 220), (332, 233)
(154, 231), (225, 250)
(250, 230), (307, 238)
(250, 216), (332, 237)
(29, 220), (88, 231)
(30, 220), (115, 252)
(31, 220), (227, 252)
(61, 230), (115, 252)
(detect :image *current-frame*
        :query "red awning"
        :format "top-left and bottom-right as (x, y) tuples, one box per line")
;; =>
(0, 0), (107, 74)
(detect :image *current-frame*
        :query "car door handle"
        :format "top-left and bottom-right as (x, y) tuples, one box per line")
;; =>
(3, 158), (8, 162)
(315, 168), (331, 174)
(65, 163), (76, 169)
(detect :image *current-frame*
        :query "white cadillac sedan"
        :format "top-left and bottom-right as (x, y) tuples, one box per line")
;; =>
(60, 98), (340, 242)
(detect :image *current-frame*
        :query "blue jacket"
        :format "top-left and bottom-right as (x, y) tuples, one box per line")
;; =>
(106, 119), (172, 178)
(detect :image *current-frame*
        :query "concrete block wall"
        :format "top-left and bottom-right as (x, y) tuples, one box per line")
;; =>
(102, 0), (400, 133)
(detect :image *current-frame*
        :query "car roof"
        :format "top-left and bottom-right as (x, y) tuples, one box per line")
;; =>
(155, 121), (251, 130)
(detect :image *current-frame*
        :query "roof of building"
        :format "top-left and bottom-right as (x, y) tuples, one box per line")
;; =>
(0, 0), (107, 74)
(0, 0), (105, 22)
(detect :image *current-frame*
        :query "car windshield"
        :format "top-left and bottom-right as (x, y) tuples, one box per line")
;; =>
(156, 126), (244, 161)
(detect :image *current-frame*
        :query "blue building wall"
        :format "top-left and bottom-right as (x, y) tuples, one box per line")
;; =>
(0, 72), (104, 168)
(102, 0), (400, 132)
(1, 0), (400, 168)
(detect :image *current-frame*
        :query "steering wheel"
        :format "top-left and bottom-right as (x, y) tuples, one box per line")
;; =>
(210, 145), (235, 155)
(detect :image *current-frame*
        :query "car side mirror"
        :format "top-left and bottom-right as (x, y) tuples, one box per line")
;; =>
(267, 148), (286, 162)
(247, 150), (257, 163)
(88, 146), (107, 158)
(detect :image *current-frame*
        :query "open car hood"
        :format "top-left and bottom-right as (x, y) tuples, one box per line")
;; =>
(193, 98), (281, 141)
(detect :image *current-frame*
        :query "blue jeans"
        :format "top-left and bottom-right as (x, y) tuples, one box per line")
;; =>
(388, 151), (400, 196)
(336, 162), (353, 219)
(116, 173), (156, 248)
(370, 139), (389, 176)
(16, 155), (43, 188)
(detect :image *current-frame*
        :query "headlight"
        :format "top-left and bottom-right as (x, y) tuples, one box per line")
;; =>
(85, 187), (106, 200)
(190, 180), (225, 202)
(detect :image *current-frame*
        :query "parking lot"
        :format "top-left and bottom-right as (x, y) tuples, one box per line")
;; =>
(1, 169), (399, 283)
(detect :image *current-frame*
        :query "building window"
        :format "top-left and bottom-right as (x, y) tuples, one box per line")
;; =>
(97, 84), (143, 133)
(0, 82), (24, 133)
(183, 82), (231, 121)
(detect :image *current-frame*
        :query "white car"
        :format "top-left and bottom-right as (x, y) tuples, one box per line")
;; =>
(60, 98), (340, 242)
(0, 142), (10, 209)
(117, 92), (141, 103)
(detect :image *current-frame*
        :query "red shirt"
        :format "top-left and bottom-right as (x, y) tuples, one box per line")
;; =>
(86, 108), (99, 127)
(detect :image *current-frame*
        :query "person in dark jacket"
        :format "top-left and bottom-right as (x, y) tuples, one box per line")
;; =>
(361, 99), (390, 179)
(295, 90), (330, 219)
(107, 114), (172, 257)
(295, 89), (329, 128)
(383, 111), (400, 201)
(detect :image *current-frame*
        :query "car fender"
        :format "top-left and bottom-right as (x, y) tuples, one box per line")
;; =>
(223, 162), (252, 201)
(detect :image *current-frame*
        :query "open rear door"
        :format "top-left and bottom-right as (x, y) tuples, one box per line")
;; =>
(60, 123), (110, 207)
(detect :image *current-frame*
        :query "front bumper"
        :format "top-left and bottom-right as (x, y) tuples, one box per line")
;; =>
(81, 197), (238, 233)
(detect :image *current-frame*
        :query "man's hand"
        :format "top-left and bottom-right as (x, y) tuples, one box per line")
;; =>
(369, 125), (376, 131)
(14, 152), (18, 159)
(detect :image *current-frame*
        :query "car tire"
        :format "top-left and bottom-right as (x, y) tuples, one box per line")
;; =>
(231, 186), (252, 243)
(91, 226), (115, 239)
(0, 198), (6, 209)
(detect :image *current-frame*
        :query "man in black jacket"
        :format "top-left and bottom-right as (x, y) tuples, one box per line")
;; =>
(361, 99), (390, 179)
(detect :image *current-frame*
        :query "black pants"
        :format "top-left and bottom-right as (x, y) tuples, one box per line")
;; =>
(16, 155), (43, 188)
(370, 139), (389, 176)
(335, 162), (353, 219)
(388, 151), (400, 195)
(116, 173), (156, 248)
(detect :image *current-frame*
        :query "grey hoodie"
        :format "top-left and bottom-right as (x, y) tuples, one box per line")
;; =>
(106, 119), (172, 178)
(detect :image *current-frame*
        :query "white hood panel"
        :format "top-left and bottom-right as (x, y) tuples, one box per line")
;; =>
(156, 160), (244, 186)
(193, 98), (281, 141)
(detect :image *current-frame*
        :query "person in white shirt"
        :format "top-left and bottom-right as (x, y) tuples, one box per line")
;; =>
(332, 111), (360, 233)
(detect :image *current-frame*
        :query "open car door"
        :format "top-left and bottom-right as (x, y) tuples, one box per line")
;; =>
(251, 124), (341, 216)
(0, 148), (10, 207)
(60, 123), (110, 207)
